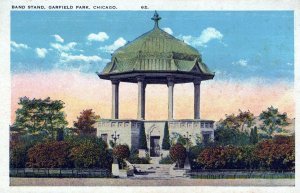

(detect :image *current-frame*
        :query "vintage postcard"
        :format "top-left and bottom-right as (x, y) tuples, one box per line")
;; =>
(0, 0), (299, 192)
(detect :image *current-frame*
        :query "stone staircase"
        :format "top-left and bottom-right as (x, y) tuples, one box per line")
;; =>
(132, 164), (190, 179)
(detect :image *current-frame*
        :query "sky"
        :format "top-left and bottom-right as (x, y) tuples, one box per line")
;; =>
(11, 11), (294, 125)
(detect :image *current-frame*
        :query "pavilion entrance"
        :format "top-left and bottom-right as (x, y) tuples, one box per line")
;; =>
(150, 136), (160, 157)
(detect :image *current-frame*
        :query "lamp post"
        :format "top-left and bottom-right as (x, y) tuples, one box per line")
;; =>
(183, 131), (192, 150)
(111, 131), (120, 145)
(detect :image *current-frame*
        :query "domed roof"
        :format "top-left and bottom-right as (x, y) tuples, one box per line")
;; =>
(98, 11), (214, 83)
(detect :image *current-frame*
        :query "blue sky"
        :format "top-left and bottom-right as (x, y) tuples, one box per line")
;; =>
(11, 11), (294, 82)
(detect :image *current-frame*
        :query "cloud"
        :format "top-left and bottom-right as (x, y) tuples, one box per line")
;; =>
(87, 32), (109, 42)
(53, 34), (64, 43)
(178, 27), (224, 47)
(233, 59), (248, 67)
(11, 41), (29, 51)
(60, 52), (102, 63)
(198, 27), (223, 46)
(50, 42), (77, 52)
(100, 37), (126, 53)
(162, 27), (173, 35)
(35, 48), (48, 58)
(55, 52), (103, 72)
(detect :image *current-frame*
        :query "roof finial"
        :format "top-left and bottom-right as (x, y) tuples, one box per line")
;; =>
(151, 11), (161, 28)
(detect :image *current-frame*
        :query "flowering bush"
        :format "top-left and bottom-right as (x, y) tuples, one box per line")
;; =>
(197, 145), (256, 169)
(26, 141), (72, 168)
(113, 144), (130, 160)
(169, 143), (186, 168)
(254, 135), (294, 170)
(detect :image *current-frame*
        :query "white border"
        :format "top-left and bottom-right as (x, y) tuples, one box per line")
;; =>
(0, 0), (299, 192)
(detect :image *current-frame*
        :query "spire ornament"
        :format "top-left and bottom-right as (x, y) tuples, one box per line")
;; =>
(151, 11), (161, 28)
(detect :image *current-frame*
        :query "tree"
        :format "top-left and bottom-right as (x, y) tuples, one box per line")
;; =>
(170, 132), (192, 147)
(73, 109), (100, 136)
(218, 110), (254, 132)
(236, 110), (255, 132)
(162, 122), (171, 150)
(138, 122), (147, 150)
(214, 126), (250, 146)
(249, 126), (258, 144)
(218, 113), (240, 130)
(13, 97), (68, 140)
(259, 106), (289, 137)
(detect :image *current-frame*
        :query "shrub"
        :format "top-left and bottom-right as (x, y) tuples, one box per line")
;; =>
(162, 122), (171, 150)
(26, 141), (72, 168)
(214, 127), (250, 146)
(70, 140), (110, 168)
(238, 145), (258, 169)
(169, 144), (186, 168)
(198, 145), (242, 169)
(113, 144), (130, 160)
(10, 144), (29, 168)
(128, 148), (150, 164)
(139, 123), (148, 150)
(254, 135), (294, 170)
(188, 145), (204, 169)
(159, 155), (174, 164)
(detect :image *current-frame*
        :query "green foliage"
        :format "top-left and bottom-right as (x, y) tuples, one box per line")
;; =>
(159, 155), (174, 164)
(26, 141), (72, 168)
(73, 109), (100, 136)
(67, 135), (111, 169)
(169, 143), (186, 168)
(250, 126), (259, 144)
(70, 139), (110, 168)
(65, 135), (107, 148)
(188, 145), (205, 169)
(259, 106), (289, 137)
(162, 122), (171, 150)
(214, 126), (250, 146)
(138, 122), (148, 150)
(218, 110), (255, 132)
(170, 132), (192, 148)
(13, 97), (68, 140)
(10, 144), (30, 168)
(128, 148), (150, 164)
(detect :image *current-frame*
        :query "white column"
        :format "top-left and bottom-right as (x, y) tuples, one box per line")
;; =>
(137, 77), (146, 120)
(194, 80), (201, 119)
(167, 77), (174, 120)
(111, 80), (119, 119)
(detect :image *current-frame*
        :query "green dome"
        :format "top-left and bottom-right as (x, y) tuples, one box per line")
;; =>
(99, 12), (214, 83)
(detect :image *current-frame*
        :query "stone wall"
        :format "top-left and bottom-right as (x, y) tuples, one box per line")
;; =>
(96, 119), (215, 151)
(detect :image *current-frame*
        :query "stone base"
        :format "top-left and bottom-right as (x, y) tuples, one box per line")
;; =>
(119, 170), (128, 178)
(138, 149), (147, 157)
(111, 163), (119, 177)
(169, 168), (190, 177)
(97, 119), (215, 152)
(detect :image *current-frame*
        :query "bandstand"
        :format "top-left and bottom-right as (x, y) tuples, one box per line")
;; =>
(96, 12), (215, 158)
